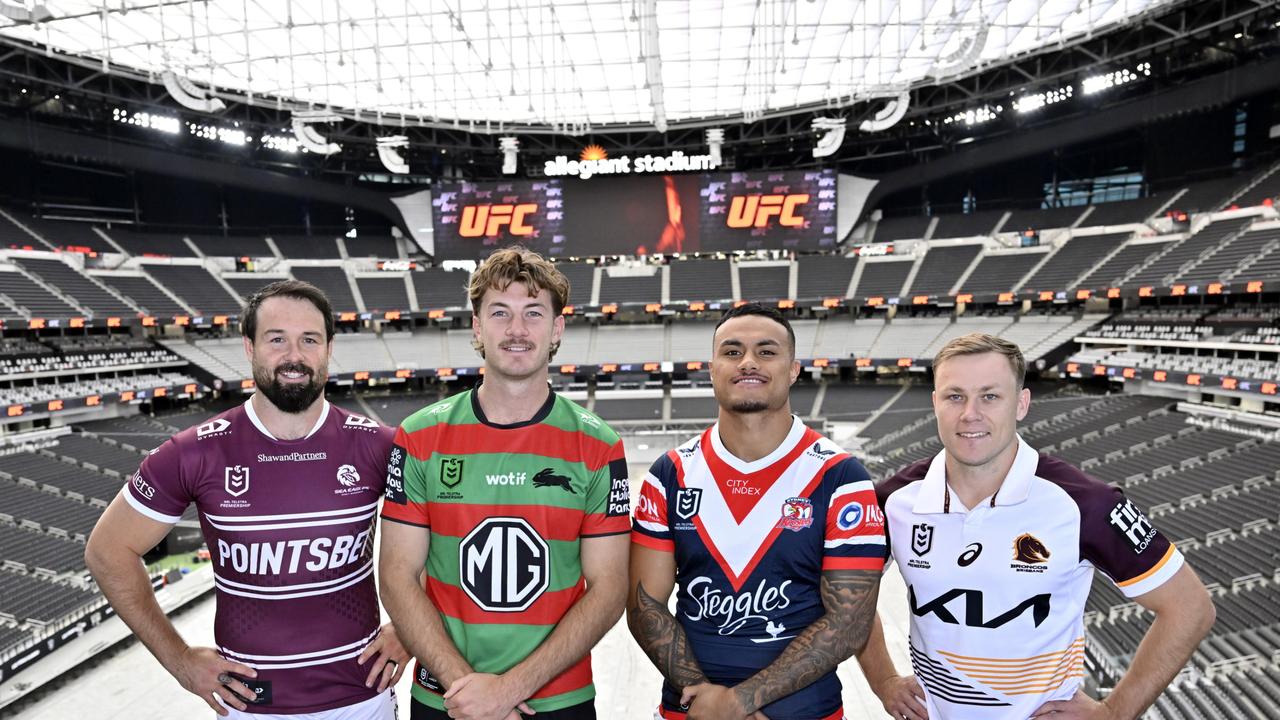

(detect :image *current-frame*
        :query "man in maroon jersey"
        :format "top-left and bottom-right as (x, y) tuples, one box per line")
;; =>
(87, 280), (409, 718)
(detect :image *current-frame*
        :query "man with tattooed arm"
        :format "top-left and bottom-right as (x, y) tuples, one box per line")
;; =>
(628, 303), (884, 720)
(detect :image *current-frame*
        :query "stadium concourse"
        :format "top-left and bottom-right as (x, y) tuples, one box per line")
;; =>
(3, 1), (1280, 718)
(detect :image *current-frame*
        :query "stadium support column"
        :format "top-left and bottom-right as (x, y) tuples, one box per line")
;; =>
(639, 0), (666, 133)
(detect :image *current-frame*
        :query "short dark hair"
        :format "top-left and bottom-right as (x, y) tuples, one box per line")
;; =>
(714, 302), (796, 354)
(241, 280), (335, 343)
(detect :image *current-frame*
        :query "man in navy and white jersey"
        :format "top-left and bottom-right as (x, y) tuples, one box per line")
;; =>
(629, 303), (883, 720)
(87, 280), (409, 718)
(856, 333), (1215, 720)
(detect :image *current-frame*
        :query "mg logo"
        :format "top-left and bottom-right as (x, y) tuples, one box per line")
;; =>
(459, 518), (548, 612)
(726, 194), (809, 229)
(458, 203), (538, 238)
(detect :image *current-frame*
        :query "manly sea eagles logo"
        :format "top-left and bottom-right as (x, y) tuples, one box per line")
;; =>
(675, 487), (703, 520)
(441, 458), (464, 488)
(912, 523), (934, 557)
(225, 465), (250, 497)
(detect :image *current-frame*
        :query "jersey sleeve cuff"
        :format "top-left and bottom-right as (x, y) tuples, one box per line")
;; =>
(630, 530), (674, 553)
(122, 486), (182, 524)
(1116, 544), (1184, 597)
(822, 556), (885, 572)
(379, 514), (430, 529)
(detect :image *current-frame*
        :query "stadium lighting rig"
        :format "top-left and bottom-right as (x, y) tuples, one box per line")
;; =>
(376, 136), (410, 175)
(112, 108), (179, 134)
(161, 70), (226, 113)
(811, 118), (846, 158)
(1082, 62), (1152, 95)
(499, 137), (519, 175)
(261, 134), (300, 153)
(942, 105), (1002, 127)
(290, 111), (342, 155)
(859, 92), (910, 133)
(1013, 84), (1073, 114)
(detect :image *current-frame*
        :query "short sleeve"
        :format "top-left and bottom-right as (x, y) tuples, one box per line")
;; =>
(123, 437), (192, 524)
(380, 427), (430, 528)
(822, 458), (887, 572)
(581, 439), (631, 537)
(631, 454), (674, 553)
(1083, 487), (1184, 598)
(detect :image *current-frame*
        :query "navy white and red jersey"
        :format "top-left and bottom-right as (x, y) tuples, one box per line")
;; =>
(122, 399), (396, 715)
(877, 435), (1185, 720)
(632, 416), (885, 720)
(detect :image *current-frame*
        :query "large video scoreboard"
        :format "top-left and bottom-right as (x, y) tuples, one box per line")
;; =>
(430, 169), (836, 260)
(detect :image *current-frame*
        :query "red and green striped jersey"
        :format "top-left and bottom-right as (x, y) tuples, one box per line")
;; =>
(381, 388), (630, 712)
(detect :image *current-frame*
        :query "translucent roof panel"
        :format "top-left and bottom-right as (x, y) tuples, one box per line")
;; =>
(0, 0), (1172, 129)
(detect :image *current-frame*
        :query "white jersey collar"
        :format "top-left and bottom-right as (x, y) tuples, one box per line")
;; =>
(915, 434), (1038, 514)
(709, 415), (806, 474)
(244, 396), (331, 441)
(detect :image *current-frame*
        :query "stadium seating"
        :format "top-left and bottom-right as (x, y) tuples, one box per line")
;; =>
(105, 229), (199, 257)
(141, 264), (242, 315)
(796, 254), (856, 299)
(958, 251), (1047, 293)
(344, 235), (399, 258)
(15, 258), (136, 316)
(737, 263), (790, 301)
(1129, 215), (1255, 285)
(290, 266), (360, 311)
(669, 259), (731, 302)
(598, 267), (661, 304)
(356, 276), (411, 311)
(413, 267), (471, 309)
(95, 273), (187, 315)
(905, 244), (980, 295)
(271, 234), (342, 259)
(1021, 232), (1132, 292)
(0, 269), (81, 317)
(188, 234), (273, 258)
(854, 259), (912, 297)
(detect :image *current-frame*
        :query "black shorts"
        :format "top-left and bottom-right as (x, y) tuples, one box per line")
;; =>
(410, 699), (595, 720)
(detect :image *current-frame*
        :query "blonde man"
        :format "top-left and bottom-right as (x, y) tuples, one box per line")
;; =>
(857, 333), (1214, 720)
(379, 247), (630, 720)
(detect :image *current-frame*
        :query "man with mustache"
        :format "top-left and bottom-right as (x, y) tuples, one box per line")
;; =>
(629, 303), (884, 720)
(87, 280), (409, 718)
(379, 247), (631, 720)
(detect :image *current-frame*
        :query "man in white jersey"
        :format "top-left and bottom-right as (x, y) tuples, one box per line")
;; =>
(86, 280), (409, 718)
(857, 333), (1215, 720)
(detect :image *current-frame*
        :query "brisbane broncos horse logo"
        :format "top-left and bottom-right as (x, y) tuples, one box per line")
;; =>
(1012, 533), (1051, 564)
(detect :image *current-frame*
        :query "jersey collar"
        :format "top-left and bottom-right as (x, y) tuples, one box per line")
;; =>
(708, 414), (806, 474)
(915, 434), (1038, 514)
(243, 397), (331, 441)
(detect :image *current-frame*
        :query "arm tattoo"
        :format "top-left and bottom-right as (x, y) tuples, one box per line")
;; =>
(627, 582), (709, 690)
(733, 569), (881, 713)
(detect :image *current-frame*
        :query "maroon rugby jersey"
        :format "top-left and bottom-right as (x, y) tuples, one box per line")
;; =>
(124, 400), (394, 714)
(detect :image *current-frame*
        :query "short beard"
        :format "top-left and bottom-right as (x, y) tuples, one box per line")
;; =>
(254, 362), (326, 414)
(729, 400), (770, 414)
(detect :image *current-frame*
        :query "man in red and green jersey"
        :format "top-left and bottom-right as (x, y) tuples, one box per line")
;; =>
(379, 247), (631, 720)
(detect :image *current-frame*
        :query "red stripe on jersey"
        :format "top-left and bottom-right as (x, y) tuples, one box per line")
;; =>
(427, 504), (585, 542)
(403, 422), (615, 472)
(631, 530), (675, 553)
(687, 452), (848, 593)
(822, 556), (885, 571)
(824, 489), (885, 543)
(416, 654), (592, 700)
(381, 500), (430, 526)
(701, 426), (825, 523)
(428, 576), (584, 625)
(635, 478), (667, 527)
(581, 512), (629, 536)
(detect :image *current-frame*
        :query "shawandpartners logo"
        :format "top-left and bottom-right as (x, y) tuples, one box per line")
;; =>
(257, 452), (328, 463)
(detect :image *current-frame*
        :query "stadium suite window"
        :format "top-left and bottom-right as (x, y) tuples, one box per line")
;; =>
(1044, 171), (1143, 207)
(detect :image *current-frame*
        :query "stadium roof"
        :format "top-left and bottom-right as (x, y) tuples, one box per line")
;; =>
(0, 0), (1176, 130)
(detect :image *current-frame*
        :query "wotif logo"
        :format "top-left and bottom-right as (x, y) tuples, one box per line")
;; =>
(458, 204), (537, 238)
(726, 194), (810, 229)
(486, 471), (527, 486)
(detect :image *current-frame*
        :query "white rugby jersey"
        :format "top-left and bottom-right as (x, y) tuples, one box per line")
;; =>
(877, 436), (1183, 719)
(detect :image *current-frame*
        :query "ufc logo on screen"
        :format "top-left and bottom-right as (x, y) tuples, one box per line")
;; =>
(458, 203), (538, 238)
(726, 194), (810, 229)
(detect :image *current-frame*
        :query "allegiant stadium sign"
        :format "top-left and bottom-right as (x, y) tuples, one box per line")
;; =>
(543, 150), (720, 180)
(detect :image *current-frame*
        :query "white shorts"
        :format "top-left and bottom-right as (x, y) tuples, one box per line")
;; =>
(218, 688), (396, 719)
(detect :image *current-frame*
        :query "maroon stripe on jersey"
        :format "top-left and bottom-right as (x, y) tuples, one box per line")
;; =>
(428, 576), (585, 625)
(403, 422), (614, 471)
(427, 504), (585, 541)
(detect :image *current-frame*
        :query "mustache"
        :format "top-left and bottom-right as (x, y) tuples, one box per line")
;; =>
(275, 362), (315, 377)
